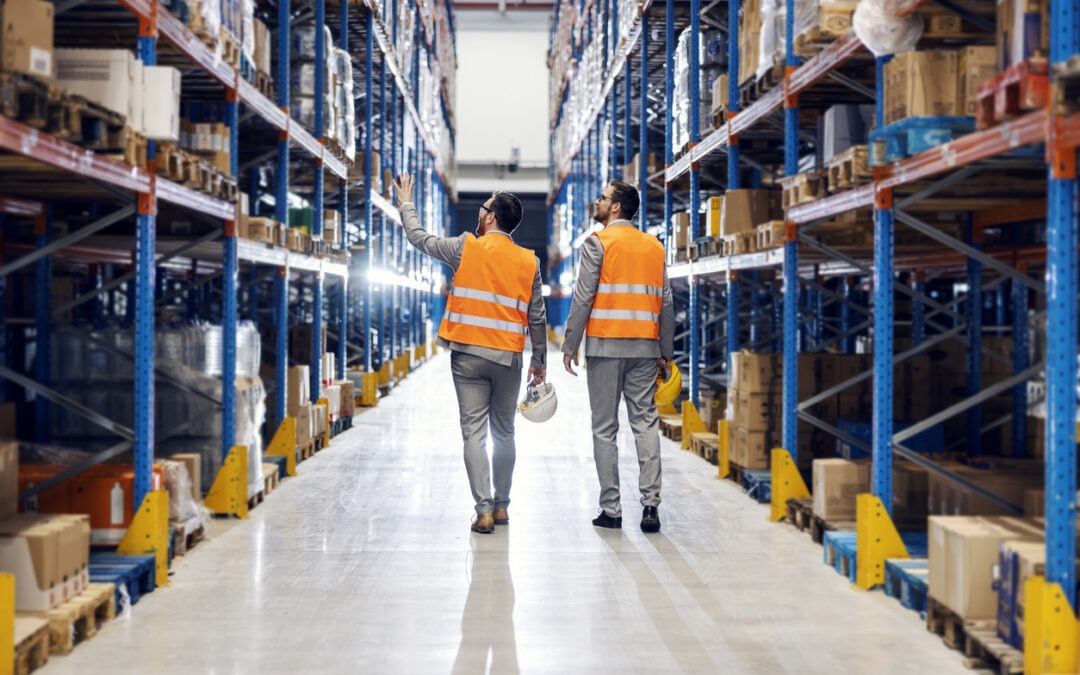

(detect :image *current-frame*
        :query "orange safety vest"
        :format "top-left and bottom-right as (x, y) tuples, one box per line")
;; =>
(585, 226), (665, 340)
(438, 233), (537, 352)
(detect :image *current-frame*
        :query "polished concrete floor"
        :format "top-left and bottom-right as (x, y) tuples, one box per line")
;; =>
(41, 350), (976, 674)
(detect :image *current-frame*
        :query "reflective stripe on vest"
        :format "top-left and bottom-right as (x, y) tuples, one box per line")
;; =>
(438, 233), (536, 352)
(586, 226), (665, 340)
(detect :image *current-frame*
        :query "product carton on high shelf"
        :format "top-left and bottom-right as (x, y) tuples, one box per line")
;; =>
(55, 49), (142, 125)
(720, 190), (778, 237)
(705, 196), (724, 237)
(141, 65), (181, 141)
(883, 50), (959, 125)
(673, 212), (690, 249)
(0, 0), (54, 80)
(957, 46), (996, 117)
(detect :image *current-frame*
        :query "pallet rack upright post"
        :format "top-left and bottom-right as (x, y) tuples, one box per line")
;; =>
(687, 0), (701, 408)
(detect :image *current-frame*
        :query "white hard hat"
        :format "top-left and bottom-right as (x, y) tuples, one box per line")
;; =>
(518, 381), (557, 423)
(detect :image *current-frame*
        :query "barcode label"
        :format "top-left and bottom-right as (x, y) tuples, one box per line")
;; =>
(30, 48), (51, 77)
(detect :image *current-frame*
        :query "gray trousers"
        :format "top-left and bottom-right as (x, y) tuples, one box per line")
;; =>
(450, 351), (522, 516)
(586, 356), (662, 517)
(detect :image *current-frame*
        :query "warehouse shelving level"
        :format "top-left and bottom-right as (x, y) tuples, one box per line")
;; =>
(0, 0), (457, 599)
(548, 0), (1080, 662)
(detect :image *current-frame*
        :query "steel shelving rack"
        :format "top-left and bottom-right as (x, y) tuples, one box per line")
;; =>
(4, 0), (455, 531)
(549, 0), (1080, 656)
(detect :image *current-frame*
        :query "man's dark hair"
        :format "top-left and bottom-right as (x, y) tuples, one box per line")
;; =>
(608, 180), (640, 221)
(490, 191), (523, 233)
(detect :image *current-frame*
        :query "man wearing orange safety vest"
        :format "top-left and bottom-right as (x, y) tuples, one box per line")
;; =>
(394, 173), (547, 535)
(562, 180), (675, 533)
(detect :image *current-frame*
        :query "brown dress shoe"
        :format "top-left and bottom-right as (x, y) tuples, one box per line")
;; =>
(493, 508), (509, 525)
(471, 513), (494, 534)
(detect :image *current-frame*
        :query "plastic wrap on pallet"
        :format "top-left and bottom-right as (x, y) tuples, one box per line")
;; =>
(290, 63), (319, 97)
(672, 28), (722, 153)
(200, 0), (222, 40)
(240, 0), (255, 63)
(758, 0), (782, 79)
(852, 0), (924, 56)
(160, 459), (211, 533)
(291, 25), (319, 62)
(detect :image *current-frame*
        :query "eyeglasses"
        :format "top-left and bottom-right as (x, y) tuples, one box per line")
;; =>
(596, 194), (613, 203)
(479, 204), (494, 215)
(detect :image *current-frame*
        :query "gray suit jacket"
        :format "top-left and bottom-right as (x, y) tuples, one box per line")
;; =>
(399, 202), (547, 370)
(561, 221), (675, 360)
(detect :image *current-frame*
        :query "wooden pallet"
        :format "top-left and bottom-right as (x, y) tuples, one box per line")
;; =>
(247, 489), (265, 511)
(809, 515), (855, 545)
(256, 71), (275, 100)
(739, 62), (784, 108)
(785, 497), (815, 532)
(171, 523), (205, 557)
(220, 27), (242, 69)
(793, 2), (856, 56)
(755, 220), (786, 251)
(825, 144), (872, 192)
(298, 439), (316, 461)
(1054, 54), (1080, 114)
(689, 432), (719, 463)
(0, 71), (129, 151)
(27, 583), (115, 656)
(710, 106), (728, 131)
(781, 170), (827, 209)
(926, 598), (1024, 674)
(976, 59), (1050, 129)
(659, 414), (683, 441)
(262, 462), (279, 496)
(14, 617), (50, 675)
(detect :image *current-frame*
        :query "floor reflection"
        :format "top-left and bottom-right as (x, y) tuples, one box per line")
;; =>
(452, 536), (519, 675)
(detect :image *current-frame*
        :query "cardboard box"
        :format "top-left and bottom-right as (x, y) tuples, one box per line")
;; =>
(711, 73), (728, 113)
(0, 0), (54, 80)
(720, 190), (775, 237)
(168, 453), (202, 500)
(141, 66), (181, 141)
(893, 461), (930, 528)
(253, 18), (272, 75)
(55, 49), (140, 123)
(705, 196), (724, 237)
(321, 384), (341, 418)
(0, 514), (90, 611)
(996, 0), (1050, 71)
(884, 51), (959, 125)
(821, 104), (874, 163)
(288, 365), (310, 414)
(736, 352), (782, 392)
(312, 404), (327, 438)
(673, 211), (690, 249)
(736, 389), (778, 432)
(294, 402), (312, 444)
(0, 441), (16, 519)
(812, 458), (871, 520)
(337, 380), (356, 417)
(944, 517), (1043, 620)
(958, 46), (996, 117)
(734, 425), (772, 470)
(286, 227), (306, 252)
(246, 217), (277, 244)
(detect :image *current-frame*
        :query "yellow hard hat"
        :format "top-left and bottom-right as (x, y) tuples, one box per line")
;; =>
(654, 362), (682, 406)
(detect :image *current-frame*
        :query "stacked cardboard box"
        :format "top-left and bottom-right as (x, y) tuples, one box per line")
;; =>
(711, 74), (728, 114)
(812, 458), (869, 521)
(720, 190), (781, 237)
(0, 0), (54, 80)
(0, 514), (91, 611)
(288, 365), (313, 444)
(927, 463), (1043, 517)
(180, 120), (231, 173)
(884, 50), (959, 125)
(738, 0), (762, 86)
(336, 380), (356, 418)
(727, 352), (812, 469)
(928, 516), (1043, 621)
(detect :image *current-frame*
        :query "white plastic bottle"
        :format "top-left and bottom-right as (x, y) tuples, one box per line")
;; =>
(110, 482), (125, 525)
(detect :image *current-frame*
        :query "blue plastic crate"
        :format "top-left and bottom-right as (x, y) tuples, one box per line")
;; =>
(885, 557), (929, 613)
(824, 531), (928, 584)
(89, 552), (156, 608)
(869, 117), (976, 166)
(835, 418), (946, 459)
(741, 469), (771, 503)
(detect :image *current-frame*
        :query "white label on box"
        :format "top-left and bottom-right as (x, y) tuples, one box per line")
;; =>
(30, 48), (51, 77)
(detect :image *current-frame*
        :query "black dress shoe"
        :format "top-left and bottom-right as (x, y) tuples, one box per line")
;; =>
(641, 506), (661, 533)
(592, 511), (622, 529)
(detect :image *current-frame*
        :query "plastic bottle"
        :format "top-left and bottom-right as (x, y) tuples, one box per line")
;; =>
(110, 482), (125, 526)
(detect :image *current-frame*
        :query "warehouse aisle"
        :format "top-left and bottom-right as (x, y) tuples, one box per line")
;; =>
(41, 351), (971, 674)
